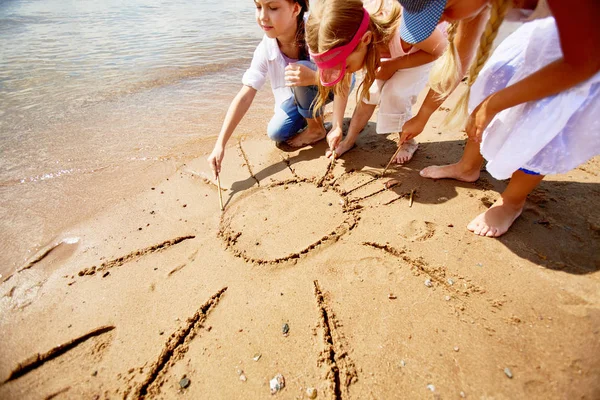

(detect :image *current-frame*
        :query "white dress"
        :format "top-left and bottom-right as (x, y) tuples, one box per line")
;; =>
(363, 24), (443, 134)
(469, 16), (600, 180)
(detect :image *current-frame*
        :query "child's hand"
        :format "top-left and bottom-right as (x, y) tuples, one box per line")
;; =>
(399, 114), (427, 143)
(375, 59), (397, 81)
(326, 138), (355, 159)
(326, 126), (343, 154)
(466, 95), (498, 143)
(207, 146), (225, 180)
(285, 63), (318, 87)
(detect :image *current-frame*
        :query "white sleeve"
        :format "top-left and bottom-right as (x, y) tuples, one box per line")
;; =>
(242, 39), (268, 90)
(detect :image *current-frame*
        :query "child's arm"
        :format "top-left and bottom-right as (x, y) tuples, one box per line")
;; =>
(377, 26), (447, 81)
(399, 10), (490, 143)
(325, 83), (351, 156)
(329, 101), (377, 158)
(208, 85), (257, 179)
(467, 0), (600, 142)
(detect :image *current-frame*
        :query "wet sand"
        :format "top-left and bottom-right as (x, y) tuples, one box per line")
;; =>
(0, 85), (599, 399)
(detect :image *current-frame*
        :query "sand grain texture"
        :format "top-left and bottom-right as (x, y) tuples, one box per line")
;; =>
(1, 97), (599, 399)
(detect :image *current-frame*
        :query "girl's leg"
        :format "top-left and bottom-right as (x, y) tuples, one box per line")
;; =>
(468, 169), (544, 237)
(377, 71), (421, 164)
(267, 97), (307, 143)
(286, 113), (327, 147)
(420, 139), (484, 182)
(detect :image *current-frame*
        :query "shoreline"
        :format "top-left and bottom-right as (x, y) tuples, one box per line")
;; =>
(0, 76), (275, 279)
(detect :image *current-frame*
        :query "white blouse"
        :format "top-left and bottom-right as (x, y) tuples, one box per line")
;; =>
(242, 35), (294, 111)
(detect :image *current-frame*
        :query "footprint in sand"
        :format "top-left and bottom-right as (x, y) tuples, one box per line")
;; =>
(399, 220), (436, 242)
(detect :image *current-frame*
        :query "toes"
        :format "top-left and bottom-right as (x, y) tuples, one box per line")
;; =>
(467, 219), (478, 232)
(478, 224), (491, 236)
(485, 228), (498, 237)
(420, 167), (435, 178)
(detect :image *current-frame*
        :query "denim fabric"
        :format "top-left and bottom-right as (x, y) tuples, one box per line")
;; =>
(267, 60), (318, 142)
(267, 60), (353, 142)
(267, 95), (310, 142)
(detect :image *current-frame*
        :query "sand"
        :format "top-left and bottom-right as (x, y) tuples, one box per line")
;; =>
(1, 84), (599, 399)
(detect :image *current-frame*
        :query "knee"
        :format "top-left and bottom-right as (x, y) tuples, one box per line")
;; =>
(267, 119), (292, 142)
(267, 121), (284, 142)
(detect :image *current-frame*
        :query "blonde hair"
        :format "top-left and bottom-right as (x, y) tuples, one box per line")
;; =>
(433, 0), (510, 130)
(306, 0), (401, 112)
(428, 22), (460, 98)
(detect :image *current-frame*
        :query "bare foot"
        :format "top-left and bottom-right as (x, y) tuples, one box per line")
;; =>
(286, 127), (326, 148)
(420, 162), (480, 182)
(393, 139), (418, 164)
(467, 197), (525, 237)
(326, 139), (355, 159)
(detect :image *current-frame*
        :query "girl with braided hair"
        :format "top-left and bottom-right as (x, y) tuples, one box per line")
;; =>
(397, 0), (600, 237)
(208, 0), (329, 179)
(305, 0), (448, 163)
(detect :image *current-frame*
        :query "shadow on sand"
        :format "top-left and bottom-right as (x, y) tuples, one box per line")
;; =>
(228, 122), (600, 275)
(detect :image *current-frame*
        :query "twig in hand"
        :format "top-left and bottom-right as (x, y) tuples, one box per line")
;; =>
(381, 132), (403, 177)
(217, 174), (224, 211)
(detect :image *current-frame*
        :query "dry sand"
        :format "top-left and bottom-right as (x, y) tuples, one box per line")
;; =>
(1, 85), (599, 400)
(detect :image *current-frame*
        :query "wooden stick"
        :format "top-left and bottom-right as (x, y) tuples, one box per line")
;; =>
(330, 150), (337, 168)
(380, 133), (403, 177)
(217, 174), (224, 211)
(409, 189), (415, 207)
(381, 146), (403, 177)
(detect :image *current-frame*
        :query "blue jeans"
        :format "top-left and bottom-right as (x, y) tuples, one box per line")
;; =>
(267, 60), (337, 142)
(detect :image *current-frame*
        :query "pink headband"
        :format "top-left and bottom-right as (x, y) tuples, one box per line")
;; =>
(309, 8), (370, 87)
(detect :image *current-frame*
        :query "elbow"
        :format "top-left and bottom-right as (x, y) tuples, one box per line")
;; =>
(431, 41), (447, 60)
(432, 48), (446, 60)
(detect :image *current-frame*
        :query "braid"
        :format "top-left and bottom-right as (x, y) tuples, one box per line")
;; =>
(443, 0), (510, 131)
(429, 22), (461, 97)
(446, 20), (459, 40)
(466, 0), (510, 85)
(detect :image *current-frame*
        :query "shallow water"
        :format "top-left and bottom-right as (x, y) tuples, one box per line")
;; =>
(0, 0), (272, 276)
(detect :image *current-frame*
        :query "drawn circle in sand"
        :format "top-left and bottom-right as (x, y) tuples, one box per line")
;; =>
(219, 181), (356, 263)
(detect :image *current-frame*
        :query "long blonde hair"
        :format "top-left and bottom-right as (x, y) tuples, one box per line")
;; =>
(306, 0), (401, 112)
(431, 0), (510, 130)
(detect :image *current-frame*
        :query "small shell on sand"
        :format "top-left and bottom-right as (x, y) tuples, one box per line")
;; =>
(270, 374), (285, 394)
